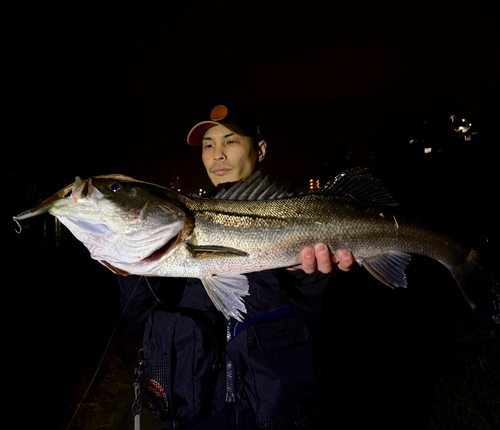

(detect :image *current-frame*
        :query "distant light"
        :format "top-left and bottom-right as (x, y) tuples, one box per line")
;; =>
(309, 179), (321, 190)
(409, 139), (415, 144)
(424, 148), (432, 154)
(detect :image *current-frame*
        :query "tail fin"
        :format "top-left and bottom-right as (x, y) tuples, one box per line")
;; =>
(446, 248), (500, 328)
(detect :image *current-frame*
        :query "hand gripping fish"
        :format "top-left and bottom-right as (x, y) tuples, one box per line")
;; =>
(13, 168), (500, 325)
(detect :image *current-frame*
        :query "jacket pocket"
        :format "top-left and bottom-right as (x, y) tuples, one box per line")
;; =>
(141, 307), (222, 425)
(227, 310), (322, 428)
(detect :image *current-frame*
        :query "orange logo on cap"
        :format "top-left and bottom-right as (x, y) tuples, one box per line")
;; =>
(210, 105), (228, 121)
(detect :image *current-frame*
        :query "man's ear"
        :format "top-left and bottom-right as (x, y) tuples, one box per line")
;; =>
(257, 140), (267, 162)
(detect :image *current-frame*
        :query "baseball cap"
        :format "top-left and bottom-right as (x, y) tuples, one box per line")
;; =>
(187, 101), (265, 146)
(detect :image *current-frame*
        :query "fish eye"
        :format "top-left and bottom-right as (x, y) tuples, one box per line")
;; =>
(110, 183), (121, 193)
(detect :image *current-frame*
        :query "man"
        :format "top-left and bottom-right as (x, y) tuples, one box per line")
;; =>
(119, 101), (354, 429)
(187, 101), (353, 275)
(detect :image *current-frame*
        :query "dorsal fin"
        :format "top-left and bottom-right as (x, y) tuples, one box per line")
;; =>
(213, 168), (397, 205)
(315, 167), (398, 206)
(214, 171), (295, 201)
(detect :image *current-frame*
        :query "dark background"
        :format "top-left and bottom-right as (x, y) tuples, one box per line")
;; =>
(5, 1), (499, 428)
(6, 1), (499, 193)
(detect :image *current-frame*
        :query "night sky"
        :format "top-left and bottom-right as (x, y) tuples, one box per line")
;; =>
(8, 0), (500, 199)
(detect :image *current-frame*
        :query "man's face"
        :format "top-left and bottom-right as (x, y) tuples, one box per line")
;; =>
(201, 125), (266, 186)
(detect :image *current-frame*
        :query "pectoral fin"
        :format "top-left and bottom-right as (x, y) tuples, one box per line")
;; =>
(187, 244), (248, 257)
(361, 251), (411, 288)
(201, 274), (249, 321)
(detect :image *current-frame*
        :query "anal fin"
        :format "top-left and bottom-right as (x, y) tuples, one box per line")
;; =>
(361, 251), (411, 288)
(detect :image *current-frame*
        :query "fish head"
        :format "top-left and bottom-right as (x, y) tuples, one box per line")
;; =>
(16, 174), (191, 272)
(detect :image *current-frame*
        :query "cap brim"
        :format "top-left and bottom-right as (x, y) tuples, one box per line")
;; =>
(187, 121), (219, 146)
(187, 121), (247, 146)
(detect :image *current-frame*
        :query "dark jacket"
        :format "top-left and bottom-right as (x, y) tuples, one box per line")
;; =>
(118, 267), (336, 429)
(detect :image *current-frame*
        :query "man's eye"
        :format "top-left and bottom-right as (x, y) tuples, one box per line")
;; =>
(226, 140), (235, 145)
(204, 143), (213, 149)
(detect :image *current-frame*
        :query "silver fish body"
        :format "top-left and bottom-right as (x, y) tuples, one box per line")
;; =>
(164, 194), (458, 277)
(13, 169), (500, 324)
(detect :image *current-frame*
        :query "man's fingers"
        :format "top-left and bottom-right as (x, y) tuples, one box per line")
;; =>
(301, 246), (316, 274)
(335, 249), (354, 272)
(314, 243), (333, 274)
(296, 246), (354, 274)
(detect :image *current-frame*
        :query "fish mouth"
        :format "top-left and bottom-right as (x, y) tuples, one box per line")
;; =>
(71, 176), (90, 200)
(13, 176), (97, 222)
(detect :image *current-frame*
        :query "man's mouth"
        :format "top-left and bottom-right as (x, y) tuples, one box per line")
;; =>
(212, 167), (232, 176)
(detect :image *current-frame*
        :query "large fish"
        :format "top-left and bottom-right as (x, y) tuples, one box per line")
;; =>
(13, 169), (500, 325)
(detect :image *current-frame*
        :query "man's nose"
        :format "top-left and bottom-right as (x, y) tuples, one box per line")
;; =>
(213, 147), (226, 161)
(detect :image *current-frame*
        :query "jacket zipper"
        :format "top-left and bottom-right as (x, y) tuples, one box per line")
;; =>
(225, 319), (235, 402)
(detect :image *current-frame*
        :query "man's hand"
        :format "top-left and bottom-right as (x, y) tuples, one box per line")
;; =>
(297, 243), (354, 274)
